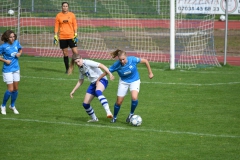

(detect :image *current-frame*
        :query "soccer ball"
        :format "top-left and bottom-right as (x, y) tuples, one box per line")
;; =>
(219, 15), (225, 21)
(8, 10), (14, 15)
(130, 115), (142, 126)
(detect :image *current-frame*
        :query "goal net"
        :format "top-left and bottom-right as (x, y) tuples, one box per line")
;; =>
(175, 13), (221, 69)
(0, 0), (221, 69)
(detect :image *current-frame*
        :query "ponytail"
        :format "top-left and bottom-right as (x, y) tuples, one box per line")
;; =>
(68, 54), (82, 75)
(109, 49), (126, 58)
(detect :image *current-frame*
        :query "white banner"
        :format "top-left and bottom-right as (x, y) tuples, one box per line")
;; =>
(176, 0), (240, 14)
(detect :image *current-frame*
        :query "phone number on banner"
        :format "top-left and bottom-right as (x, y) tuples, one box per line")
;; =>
(176, 6), (220, 14)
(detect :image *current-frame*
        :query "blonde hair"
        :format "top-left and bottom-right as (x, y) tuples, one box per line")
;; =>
(68, 54), (82, 75)
(109, 49), (126, 58)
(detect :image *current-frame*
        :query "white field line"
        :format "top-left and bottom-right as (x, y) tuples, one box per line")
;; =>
(2, 75), (238, 86)
(2, 118), (240, 138)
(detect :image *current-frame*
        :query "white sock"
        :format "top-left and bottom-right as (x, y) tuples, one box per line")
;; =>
(103, 104), (112, 114)
(91, 113), (97, 120)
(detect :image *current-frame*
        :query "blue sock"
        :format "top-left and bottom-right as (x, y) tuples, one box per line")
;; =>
(11, 90), (18, 107)
(2, 90), (12, 107)
(130, 100), (138, 114)
(113, 103), (121, 119)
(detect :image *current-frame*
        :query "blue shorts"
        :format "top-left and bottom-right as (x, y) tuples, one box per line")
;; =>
(86, 78), (108, 96)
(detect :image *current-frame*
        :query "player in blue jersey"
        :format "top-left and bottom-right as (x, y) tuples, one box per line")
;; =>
(68, 53), (115, 122)
(0, 30), (22, 115)
(97, 49), (154, 123)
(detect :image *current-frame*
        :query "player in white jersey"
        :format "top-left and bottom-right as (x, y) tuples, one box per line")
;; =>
(97, 49), (154, 123)
(68, 53), (114, 122)
(0, 30), (22, 115)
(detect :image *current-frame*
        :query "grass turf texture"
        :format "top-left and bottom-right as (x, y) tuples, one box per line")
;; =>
(0, 56), (240, 160)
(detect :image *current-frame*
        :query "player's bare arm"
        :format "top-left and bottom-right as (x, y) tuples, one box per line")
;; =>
(70, 79), (84, 98)
(0, 58), (11, 65)
(98, 63), (114, 80)
(140, 58), (154, 79)
(96, 72), (107, 82)
(16, 49), (22, 58)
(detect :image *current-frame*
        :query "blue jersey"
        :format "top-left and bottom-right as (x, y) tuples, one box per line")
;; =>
(0, 40), (22, 73)
(109, 56), (141, 83)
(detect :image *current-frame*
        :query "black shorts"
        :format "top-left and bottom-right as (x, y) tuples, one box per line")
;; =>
(59, 39), (77, 49)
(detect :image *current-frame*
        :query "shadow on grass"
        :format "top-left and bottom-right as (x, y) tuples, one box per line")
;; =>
(54, 115), (121, 124)
(39, 113), (134, 125)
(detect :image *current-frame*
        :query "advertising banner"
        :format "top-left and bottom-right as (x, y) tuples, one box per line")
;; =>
(176, 0), (240, 14)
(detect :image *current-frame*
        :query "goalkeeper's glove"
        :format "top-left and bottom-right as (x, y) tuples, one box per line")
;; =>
(54, 34), (58, 45)
(72, 33), (78, 43)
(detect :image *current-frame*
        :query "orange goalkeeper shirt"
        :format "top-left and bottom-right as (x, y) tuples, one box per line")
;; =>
(54, 12), (77, 40)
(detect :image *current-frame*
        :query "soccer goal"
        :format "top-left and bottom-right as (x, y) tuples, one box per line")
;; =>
(175, 13), (221, 69)
(0, 0), (221, 69)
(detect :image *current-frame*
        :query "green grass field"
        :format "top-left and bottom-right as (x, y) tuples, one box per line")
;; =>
(0, 56), (240, 160)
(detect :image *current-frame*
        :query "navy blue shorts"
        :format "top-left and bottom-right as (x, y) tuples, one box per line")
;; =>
(86, 78), (108, 96)
(59, 39), (77, 49)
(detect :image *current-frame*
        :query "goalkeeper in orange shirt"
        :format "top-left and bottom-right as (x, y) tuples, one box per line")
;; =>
(54, 2), (78, 73)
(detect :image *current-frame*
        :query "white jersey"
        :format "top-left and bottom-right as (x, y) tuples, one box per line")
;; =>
(78, 59), (107, 83)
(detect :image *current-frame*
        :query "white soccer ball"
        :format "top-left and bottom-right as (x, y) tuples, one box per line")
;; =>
(8, 9), (14, 15)
(130, 115), (142, 126)
(219, 15), (225, 21)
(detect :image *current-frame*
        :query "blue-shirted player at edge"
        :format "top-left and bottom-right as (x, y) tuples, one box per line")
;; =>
(97, 49), (154, 123)
(0, 30), (22, 115)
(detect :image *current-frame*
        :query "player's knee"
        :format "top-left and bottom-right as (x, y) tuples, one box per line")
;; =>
(95, 90), (102, 97)
(62, 50), (68, 56)
(132, 97), (138, 101)
(116, 101), (123, 106)
(13, 86), (18, 90)
(7, 87), (14, 92)
(82, 103), (90, 109)
(7, 89), (13, 93)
